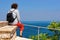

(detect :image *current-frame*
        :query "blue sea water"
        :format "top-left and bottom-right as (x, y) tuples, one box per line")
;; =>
(16, 21), (54, 38)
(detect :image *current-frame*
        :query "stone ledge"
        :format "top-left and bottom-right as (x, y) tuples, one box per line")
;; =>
(0, 21), (8, 27)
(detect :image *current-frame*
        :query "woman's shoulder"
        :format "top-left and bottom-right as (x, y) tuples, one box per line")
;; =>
(9, 8), (19, 14)
(10, 8), (18, 11)
(14, 9), (19, 14)
(10, 8), (14, 11)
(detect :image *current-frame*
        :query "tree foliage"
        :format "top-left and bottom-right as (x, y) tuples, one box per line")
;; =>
(29, 21), (60, 40)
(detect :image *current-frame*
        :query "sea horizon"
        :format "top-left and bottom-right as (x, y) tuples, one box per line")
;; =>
(16, 21), (54, 38)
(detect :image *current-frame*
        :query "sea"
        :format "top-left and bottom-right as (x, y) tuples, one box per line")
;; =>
(16, 21), (54, 38)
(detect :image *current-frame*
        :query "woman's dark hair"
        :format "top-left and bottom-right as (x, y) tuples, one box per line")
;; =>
(11, 3), (18, 9)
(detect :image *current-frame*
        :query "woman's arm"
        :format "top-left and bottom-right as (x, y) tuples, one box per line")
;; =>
(16, 10), (20, 22)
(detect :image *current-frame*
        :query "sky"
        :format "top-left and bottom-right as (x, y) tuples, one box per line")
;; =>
(0, 0), (60, 21)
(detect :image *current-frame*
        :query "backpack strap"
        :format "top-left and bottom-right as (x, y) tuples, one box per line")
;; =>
(10, 9), (17, 20)
(10, 9), (19, 22)
(14, 13), (19, 22)
(15, 14), (17, 20)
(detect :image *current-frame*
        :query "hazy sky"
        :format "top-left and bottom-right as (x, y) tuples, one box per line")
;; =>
(0, 0), (60, 21)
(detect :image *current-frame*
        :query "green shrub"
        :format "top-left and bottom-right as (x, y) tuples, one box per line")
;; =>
(29, 21), (60, 40)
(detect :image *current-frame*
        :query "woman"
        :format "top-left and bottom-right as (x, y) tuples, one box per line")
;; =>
(7, 3), (24, 37)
